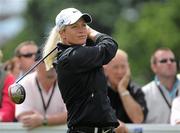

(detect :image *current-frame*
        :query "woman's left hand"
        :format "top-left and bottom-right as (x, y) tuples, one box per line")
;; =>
(114, 121), (129, 133)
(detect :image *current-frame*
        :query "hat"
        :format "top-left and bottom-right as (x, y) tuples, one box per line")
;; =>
(55, 8), (92, 30)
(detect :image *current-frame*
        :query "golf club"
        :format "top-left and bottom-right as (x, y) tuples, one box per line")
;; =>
(8, 46), (58, 104)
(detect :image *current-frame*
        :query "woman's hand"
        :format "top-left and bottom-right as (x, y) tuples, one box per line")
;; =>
(86, 25), (99, 41)
(114, 121), (129, 133)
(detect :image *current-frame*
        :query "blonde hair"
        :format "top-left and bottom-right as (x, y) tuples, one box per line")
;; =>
(43, 26), (62, 71)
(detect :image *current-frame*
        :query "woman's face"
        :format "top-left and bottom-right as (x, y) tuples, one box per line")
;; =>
(60, 18), (88, 45)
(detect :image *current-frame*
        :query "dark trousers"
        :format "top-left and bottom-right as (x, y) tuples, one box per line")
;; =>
(67, 126), (115, 133)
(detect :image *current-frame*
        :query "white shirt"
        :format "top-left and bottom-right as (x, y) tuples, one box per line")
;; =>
(171, 97), (180, 125)
(177, 74), (180, 79)
(15, 71), (67, 118)
(142, 80), (180, 123)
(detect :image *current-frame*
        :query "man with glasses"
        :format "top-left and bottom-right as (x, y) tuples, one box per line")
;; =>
(15, 41), (38, 79)
(15, 49), (67, 129)
(142, 47), (180, 123)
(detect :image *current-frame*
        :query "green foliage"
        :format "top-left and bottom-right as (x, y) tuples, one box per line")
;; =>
(113, 0), (180, 84)
(25, 0), (122, 35)
(1, 28), (34, 61)
(1, 0), (122, 61)
(14, 0), (123, 47)
(2, 0), (178, 85)
(1, 0), (151, 61)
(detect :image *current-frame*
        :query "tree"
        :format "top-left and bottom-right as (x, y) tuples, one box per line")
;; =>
(1, 0), (167, 62)
(1, 0), (122, 60)
(25, 0), (123, 45)
(113, 0), (180, 84)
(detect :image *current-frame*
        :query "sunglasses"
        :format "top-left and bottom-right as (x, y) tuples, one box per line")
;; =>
(158, 58), (176, 64)
(19, 53), (36, 58)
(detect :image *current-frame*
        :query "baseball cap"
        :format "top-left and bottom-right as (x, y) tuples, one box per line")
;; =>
(55, 8), (92, 30)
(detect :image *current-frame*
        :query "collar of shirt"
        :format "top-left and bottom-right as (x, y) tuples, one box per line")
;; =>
(154, 76), (180, 99)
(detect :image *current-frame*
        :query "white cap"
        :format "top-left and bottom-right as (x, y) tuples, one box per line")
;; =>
(55, 8), (92, 30)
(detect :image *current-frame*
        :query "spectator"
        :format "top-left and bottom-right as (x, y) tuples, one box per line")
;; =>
(104, 49), (147, 123)
(15, 49), (67, 129)
(15, 41), (38, 79)
(178, 74), (180, 79)
(142, 47), (180, 123)
(171, 96), (180, 125)
(4, 57), (21, 79)
(0, 49), (16, 122)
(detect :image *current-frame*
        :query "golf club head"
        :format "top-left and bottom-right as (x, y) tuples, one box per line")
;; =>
(8, 83), (26, 104)
(7, 47), (58, 104)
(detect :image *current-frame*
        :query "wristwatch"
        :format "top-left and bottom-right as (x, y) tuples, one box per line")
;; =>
(42, 116), (48, 126)
(120, 90), (130, 97)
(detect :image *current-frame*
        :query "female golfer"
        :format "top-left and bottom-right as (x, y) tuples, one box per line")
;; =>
(43, 7), (128, 133)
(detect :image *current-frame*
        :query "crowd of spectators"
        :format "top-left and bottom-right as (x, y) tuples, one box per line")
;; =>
(0, 41), (180, 130)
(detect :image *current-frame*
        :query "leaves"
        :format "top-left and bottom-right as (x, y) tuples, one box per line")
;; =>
(114, 0), (180, 84)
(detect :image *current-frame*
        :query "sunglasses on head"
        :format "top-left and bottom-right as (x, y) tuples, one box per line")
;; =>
(19, 53), (36, 58)
(158, 58), (176, 64)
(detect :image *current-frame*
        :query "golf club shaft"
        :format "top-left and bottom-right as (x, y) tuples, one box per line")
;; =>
(16, 46), (58, 83)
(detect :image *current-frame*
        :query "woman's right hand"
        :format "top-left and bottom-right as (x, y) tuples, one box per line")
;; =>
(86, 25), (99, 41)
